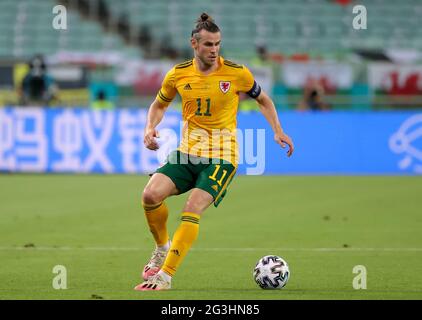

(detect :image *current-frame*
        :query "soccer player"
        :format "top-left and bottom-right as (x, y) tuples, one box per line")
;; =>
(134, 13), (294, 291)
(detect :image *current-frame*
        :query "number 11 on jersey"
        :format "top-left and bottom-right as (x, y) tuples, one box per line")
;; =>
(195, 98), (212, 116)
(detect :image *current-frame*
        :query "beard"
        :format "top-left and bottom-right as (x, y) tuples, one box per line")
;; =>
(198, 54), (217, 67)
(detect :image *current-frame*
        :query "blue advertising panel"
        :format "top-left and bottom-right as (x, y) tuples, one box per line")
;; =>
(0, 107), (421, 175)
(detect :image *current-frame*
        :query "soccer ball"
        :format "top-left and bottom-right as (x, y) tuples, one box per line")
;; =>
(253, 255), (290, 289)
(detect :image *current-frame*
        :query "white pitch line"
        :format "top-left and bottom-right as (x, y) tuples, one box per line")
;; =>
(0, 246), (422, 252)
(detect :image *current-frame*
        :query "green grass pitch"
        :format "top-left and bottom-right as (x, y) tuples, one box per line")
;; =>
(1, 174), (421, 300)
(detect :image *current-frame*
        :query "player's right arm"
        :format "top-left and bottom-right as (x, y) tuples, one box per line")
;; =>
(144, 67), (177, 150)
(144, 99), (168, 150)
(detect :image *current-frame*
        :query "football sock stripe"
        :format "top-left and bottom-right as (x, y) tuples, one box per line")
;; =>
(181, 216), (199, 224)
(143, 201), (163, 211)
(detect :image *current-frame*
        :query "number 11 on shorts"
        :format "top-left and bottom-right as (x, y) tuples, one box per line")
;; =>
(209, 165), (228, 186)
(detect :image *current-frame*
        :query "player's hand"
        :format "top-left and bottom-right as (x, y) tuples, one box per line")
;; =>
(144, 128), (160, 150)
(275, 132), (294, 157)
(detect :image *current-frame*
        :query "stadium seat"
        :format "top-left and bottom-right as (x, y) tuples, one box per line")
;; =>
(1, 0), (421, 59)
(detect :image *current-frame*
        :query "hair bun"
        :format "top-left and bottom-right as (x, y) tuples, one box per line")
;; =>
(192, 12), (219, 37)
(201, 13), (209, 21)
(198, 12), (213, 23)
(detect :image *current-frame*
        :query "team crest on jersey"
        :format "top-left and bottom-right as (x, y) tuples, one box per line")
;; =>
(219, 81), (231, 94)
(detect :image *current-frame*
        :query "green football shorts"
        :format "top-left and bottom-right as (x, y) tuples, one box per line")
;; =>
(154, 150), (237, 207)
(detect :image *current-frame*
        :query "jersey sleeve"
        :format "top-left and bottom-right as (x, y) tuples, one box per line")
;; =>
(156, 67), (177, 106)
(238, 66), (255, 91)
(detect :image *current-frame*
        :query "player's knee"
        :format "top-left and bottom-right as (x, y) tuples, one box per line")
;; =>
(142, 187), (164, 206)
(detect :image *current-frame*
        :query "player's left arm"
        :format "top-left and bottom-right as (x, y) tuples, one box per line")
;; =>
(254, 90), (294, 157)
(239, 66), (294, 157)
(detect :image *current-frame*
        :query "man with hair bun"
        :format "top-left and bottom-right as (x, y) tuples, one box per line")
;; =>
(135, 12), (294, 291)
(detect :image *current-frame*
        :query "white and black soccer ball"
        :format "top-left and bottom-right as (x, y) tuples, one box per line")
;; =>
(253, 255), (290, 289)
